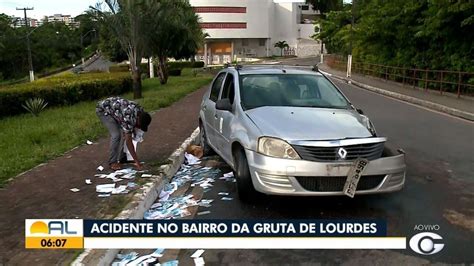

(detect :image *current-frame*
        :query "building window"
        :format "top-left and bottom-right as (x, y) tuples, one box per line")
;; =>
(200, 22), (247, 29)
(194, 7), (246, 13)
(259, 39), (266, 47)
(242, 39), (249, 47)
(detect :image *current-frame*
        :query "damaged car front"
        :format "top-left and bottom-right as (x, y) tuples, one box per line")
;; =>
(236, 69), (406, 198)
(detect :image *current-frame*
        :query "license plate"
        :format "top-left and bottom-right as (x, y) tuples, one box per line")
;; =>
(343, 158), (370, 198)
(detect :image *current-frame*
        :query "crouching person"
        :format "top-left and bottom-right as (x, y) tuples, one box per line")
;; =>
(96, 97), (151, 171)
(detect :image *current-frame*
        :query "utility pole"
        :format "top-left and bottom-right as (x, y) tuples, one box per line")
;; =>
(17, 7), (34, 82)
(347, 0), (355, 78)
(80, 29), (96, 65)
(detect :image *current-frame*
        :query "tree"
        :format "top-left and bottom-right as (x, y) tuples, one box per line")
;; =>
(306, 0), (343, 17)
(274, 41), (289, 57)
(146, 0), (205, 84)
(0, 14), (83, 81)
(91, 0), (159, 99)
(315, 0), (474, 72)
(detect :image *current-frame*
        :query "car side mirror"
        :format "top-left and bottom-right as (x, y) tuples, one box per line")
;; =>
(356, 108), (364, 115)
(216, 98), (232, 112)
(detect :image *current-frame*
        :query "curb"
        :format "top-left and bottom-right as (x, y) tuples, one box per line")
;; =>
(325, 70), (474, 122)
(72, 127), (201, 266)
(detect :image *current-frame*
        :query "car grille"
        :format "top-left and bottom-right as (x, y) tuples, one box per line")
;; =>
(293, 142), (384, 161)
(295, 175), (386, 192)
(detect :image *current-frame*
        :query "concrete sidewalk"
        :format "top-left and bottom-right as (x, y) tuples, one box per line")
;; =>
(0, 85), (209, 265)
(319, 64), (474, 121)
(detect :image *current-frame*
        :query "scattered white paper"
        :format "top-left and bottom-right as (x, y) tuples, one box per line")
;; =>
(70, 188), (80, 192)
(194, 257), (205, 266)
(111, 185), (128, 194)
(96, 184), (115, 193)
(85, 179), (92, 185)
(218, 192), (229, 196)
(98, 193), (110, 198)
(141, 174), (152, 178)
(86, 140), (93, 145)
(185, 152), (201, 165)
(221, 197), (233, 201)
(97, 165), (104, 172)
(197, 211), (211, 216)
(191, 249), (205, 258)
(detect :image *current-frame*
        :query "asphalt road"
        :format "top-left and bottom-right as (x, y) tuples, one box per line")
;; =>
(173, 78), (474, 264)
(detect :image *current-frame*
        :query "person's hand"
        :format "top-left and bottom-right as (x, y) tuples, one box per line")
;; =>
(134, 162), (143, 170)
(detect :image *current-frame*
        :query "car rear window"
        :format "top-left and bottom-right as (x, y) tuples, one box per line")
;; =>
(239, 74), (350, 110)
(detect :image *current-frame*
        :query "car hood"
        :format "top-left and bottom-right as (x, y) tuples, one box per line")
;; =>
(245, 106), (373, 141)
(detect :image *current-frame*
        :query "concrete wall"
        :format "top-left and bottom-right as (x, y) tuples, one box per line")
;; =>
(299, 23), (317, 39)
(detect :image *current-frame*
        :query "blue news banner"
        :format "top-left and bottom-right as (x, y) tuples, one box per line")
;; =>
(83, 219), (387, 237)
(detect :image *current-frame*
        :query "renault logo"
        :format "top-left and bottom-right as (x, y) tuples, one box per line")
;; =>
(337, 147), (348, 159)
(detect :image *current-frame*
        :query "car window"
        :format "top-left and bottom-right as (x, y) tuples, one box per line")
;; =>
(210, 72), (226, 102)
(239, 74), (349, 110)
(220, 73), (235, 104)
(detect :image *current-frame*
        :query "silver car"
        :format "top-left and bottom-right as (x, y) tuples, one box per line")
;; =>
(199, 65), (406, 201)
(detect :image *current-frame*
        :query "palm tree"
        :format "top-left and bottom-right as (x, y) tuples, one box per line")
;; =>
(91, 0), (159, 99)
(147, 0), (205, 84)
(274, 41), (289, 57)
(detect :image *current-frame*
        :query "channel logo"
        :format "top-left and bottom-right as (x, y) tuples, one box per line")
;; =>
(25, 219), (83, 249)
(409, 232), (444, 255)
(29, 220), (78, 235)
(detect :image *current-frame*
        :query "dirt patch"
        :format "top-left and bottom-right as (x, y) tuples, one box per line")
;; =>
(0, 86), (208, 265)
(444, 209), (474, 232)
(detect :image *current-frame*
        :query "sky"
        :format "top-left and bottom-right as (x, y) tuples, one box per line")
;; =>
(0, 0), (98, 19)
(0, 0), (353, 19)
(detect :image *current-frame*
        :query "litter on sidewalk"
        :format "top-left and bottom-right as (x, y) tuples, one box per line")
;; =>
(185, 152), (201, 165)
(85, 179), (92, 185)
(70, 188), (80, 193)
(112, 249), (164, 266)
(186, 145), (204, 158)
(219, 172), (236, 182)
(221, 197), (233, 201)
(194, 257), (205, 266)
(144, 194), (198, 220)
(86, 140), (93, 145)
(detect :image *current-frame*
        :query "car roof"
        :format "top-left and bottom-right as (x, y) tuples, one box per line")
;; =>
(224, 65), (323, 76)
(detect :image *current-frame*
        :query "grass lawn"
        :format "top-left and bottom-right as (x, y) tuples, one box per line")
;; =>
(0, 69), (213, 186)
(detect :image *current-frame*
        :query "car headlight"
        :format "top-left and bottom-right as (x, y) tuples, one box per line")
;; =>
(360, 115), (377, 136)
(257, 137), (301, 159)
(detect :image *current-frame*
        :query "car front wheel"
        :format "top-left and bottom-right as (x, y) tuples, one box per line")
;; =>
(233, 148), (259, 202)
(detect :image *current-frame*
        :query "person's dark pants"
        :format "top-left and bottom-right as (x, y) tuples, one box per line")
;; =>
(96, 111), (125, 165)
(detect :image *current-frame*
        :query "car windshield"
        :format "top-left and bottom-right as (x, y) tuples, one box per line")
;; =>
(239, 74), (350, 110)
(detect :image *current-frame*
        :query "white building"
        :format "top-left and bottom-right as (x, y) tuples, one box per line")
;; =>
(189, 0), (322, 65)
(41, 14), (79, 28)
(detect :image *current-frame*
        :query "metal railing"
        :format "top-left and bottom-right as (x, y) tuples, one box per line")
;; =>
(326, 55), (474, 98)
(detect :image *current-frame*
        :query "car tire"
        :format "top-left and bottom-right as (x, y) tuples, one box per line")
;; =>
(234, 148), (259, 202)
(199, 122), (214, 156)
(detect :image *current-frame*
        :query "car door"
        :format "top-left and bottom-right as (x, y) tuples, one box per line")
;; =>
(215, 72), (236, 162)
(202, 71), (226, 148)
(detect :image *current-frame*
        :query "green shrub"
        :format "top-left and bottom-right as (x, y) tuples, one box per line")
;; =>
(109, 65), (130, 73)
(168, 69), (182, 76)
(167, 61), (204, 69)
(192, 61), (205, 68)
(0, 72), (132, 118)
